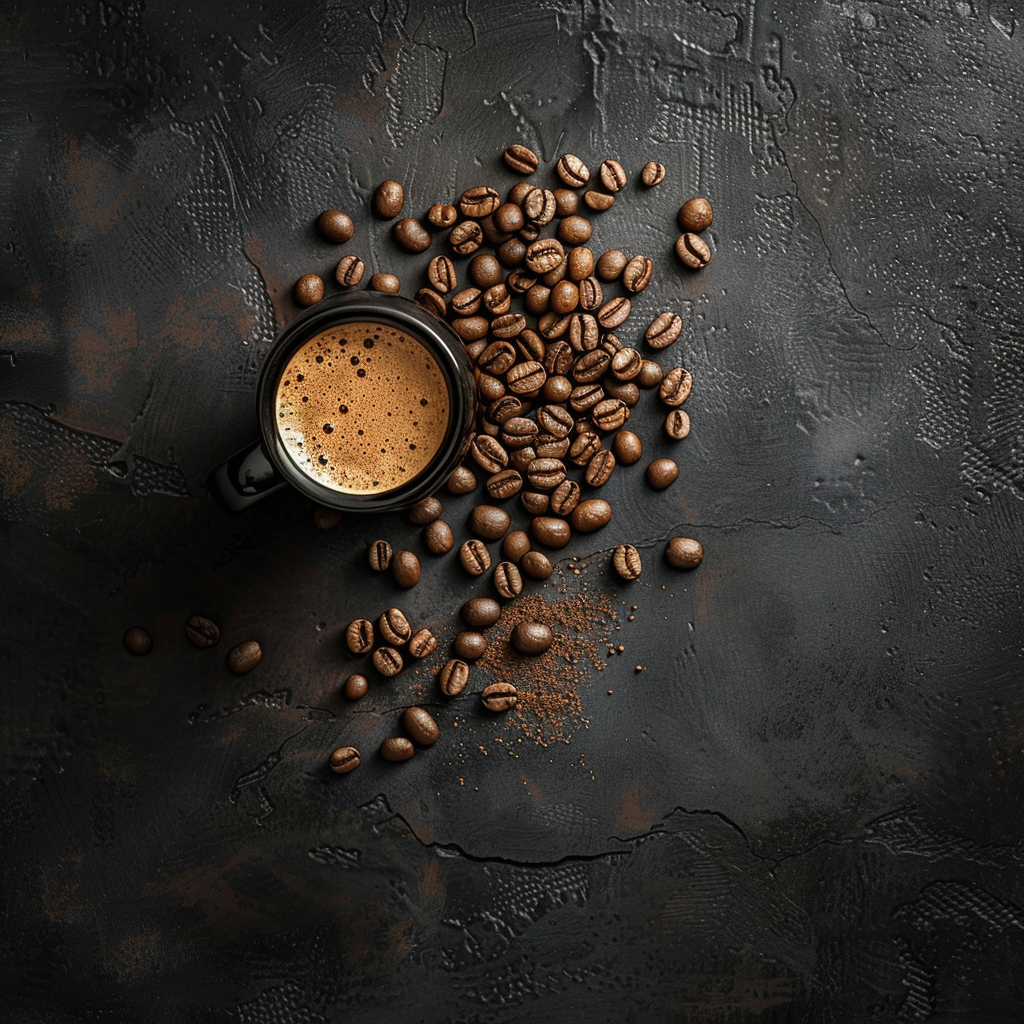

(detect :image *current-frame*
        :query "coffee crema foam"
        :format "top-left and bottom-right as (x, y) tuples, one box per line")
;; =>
(274, 322), (450, 494)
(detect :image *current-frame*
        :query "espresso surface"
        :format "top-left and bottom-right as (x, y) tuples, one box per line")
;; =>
(274, 322), (450, 494)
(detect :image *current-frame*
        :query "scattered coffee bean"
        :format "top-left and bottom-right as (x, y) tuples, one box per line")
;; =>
(228, 640), (262, 674)
(453, 631), (488, 661)
(447, 466), (478, 494)
(591, 398), (630, 432)
(553, 187), (579, 216)
(504, 143), (540, 174)
(613, 430), (643, 465)
(605, 380), (640, 406)
(379, 608), (412, 646)
(569, 430), (602, 466)
(550, 479), (581, 516)
(409, 628), (437, 658)
(637, 359), (664, 388)
(369, 272), (401, 294)
(424, 519), (454, 554)
(570, 498), (612, 532)
(346, 618), (375, 654)
(460, 597), (502, 629)
(675, 232), (712, 269)
(293, 274), (324, 306)
(392, 550), (421, 588)
(610, 348), (643, 381)
(344, 674), (369, 700)
(123, 626), (152, 656)
(556, 153), (590, 187)
(523, 186), (557, 225)
(585, 449), (616, 486)
(597, 296), (631, 329)
(373, 646), (404, 677)
(427, 255), (457, 293)
(501, 529), (531, 563)
(521, 550), (554, 579)
(622, 254), (653, 293)
(572, 349), (610, 384)
(583, 190), (615, 212)
(427, 202), (458, 228)
(380, 736), (415, 761)
(526, 457), (566, 490)
(531, 516), (572, 549)
(317, 209), (354, 243)
(665, 537), (704, 569)
(408, 496), (443, 525)
(438, 658), (470, 696)
(665, 409), (691, 440)
(578, 275), (603, 310)
(613, 544), (643, 580)
(477, 374), (506, 403)
(469, 504), (511, 541)
(373, 180), (404, 218)
(493, 560), (523, 599)
(659, 366), (693, 406)
(678, 196), (714, 233)
(368, 539), (393, 571)
(646, 457), (679, 489)
(550, 279), (579, 314)
(645, 311), (683, 350)
(335, 254), (365, 286)
(392, 217), (431, 252)
(525, 238), (566, 275)
(481, 681), (518, 712)
(450, 220), (484, 255)
(403, 706), (440, 746)
(599, 158), (627, 192)
(558, 215), (593, 245)
(459, 538), (492, 576)
(511, 621), (554, 655)
(596, 248), (627, 281)
(486, 469), (523, 501)
(470, 435), (509, 474)
(641, 161), (666, 186)
(459, 184), (501, 219)
(329, 746), (361, 774)
(186, 615), (220, 648)
(416, 287), (446, 317)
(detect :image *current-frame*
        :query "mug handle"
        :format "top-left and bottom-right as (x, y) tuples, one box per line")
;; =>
(207, 439), (289, 512)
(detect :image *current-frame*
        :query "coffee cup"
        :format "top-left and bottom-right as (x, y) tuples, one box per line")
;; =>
(209, 293), (477, 513)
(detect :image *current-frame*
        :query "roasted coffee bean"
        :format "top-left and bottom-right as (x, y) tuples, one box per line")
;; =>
(522, 186), (557, 225)
(539, 313), (572, 339)
(293, 274), (324, 306)
(335, 254), (366, 287)
(676, 232), (712, 269)
(469, 504), (511, 541)
(329, 746), (361, 774)
(451, 315), (488, 341)
(450, 286), (482, 315)
(462, 258), (497, 292)
(549, 279), (579, 315)
(645, 311), (683, 349)
(368, 539), (393, 572)
(569, 430), (602, 466)
(583, 190), (615, 212)
(313, 507), (344, 529)
(481, 681), (518, 712)
(493, 202), (524, 235)
(509, 447), (536, 472)
(415, 287), (446, 318)
(459, 185), (501, 219)
(524, 283), (551, 317)
(508, 181), (533, 205)
(186, 615), (220, 648)
(610, 347), (642, 381)
(317, 209), (354, 243)
(531, 516), (572, 549)
(597, 296), (631, 329)
(678, 196), (714, 233)
(585, 449), (616, 486)
(666, 536), (704, 569)
(537, 404), (574, 438)
(461, 597), (502, 629)
(525, 238), (566, 275)
(521, 550), (553, 579)
(427, 255), (457, 293)
(379, 608), (412, 646)
(424, 519), (454, 554)
(476, 340), (515, 375)
(515, 329), (546, 363)
(504, 143), (540, 174)
(597, 158), (627, 192)
(566, 246), (594, 281)
(512, 621), (555, 655)
(226, 639), (261, 674)
(489, 395), (529, 423)
(622, 254), (653, 293)
(568, 313), (600, 352)
(453, 631), (487, 661)
(613, 543), (642, 580)
(542, 261), (567, 290)
(480, 417), (501, 438)
(502, 529), (531, 563)
(641, 160), (666, 186)
(506, 269), (536, 294)
(556, 153), (590, 188)
(577, 276), (604, 311)
(486, 469), (523, 501)
(492, 313), (527, 340)
(659, 366), (693, 406)
(526, 457), (566, 490)
(543, 340), (574, 377)
(459, 538), (492, 575)
(572, 349), (611, 383)
(591, 397), (630, 431)
(570, 498), (612, 532)
(493, 561), (523, 599)
(369, 272), (401, 294)
(393, 217), (431, 252)
(558, 215), (593, 244)
(604, 380), (640, 406)
(439, 658), (470, 696)
(450, 220), (484, 255)
(407, 496), (443, 525)
(447, 465), (478, 494)
(480, 214), (510, 246)
(517, 222), (540, 244)
(550, 479), (581, 516)
(596, 249), (627, 281)
(477, 374), (505, 403)
(506, 361), (546, 396)
(346, 619), (374, 654)
(409, 628), (438, 658)
(380, 736), (414, 761)
(344, 673), (369, 700)
(499, 417), (538, 450)
(613, 430), (643, 465)
(520, 491), (550, 515)
(427, 202), (458, 228)
(601, 333), (625, 355)
(373, 179), (404, 218)
(392, 550), (421, 588)
(403, 706), (440, 746)
(123, 626), (152, 656)
(535, 435), (570, 459)
(553, 187), (579, 216)
(482, 283), (511, 316)
(637, 359), (664, 388)
(646, 457), (679, 489)
(665, 409), (691, 440)
(470, 435), (508, 473)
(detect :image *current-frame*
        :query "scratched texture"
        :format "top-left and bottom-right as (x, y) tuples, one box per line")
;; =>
(2, 0), (1023, 1020)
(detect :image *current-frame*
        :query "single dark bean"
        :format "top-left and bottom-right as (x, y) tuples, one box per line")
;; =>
(486, 469), (523, 501)
(393, 217), (431, 252)
(525, 238), (566, 275)
(293, 274), (324, 306)
(329, 746), (361, 774)
(428, 202), (458, 228)
(641, 161), (666, 186)
(461, 597), (502, 630)
(665, 409), (691, 440)
(416, 288), (446, 318)
(406, 496), (442, 525)
(460, 539), (492, 576)
(335, 254), (365, 286)
(504, 143), (540, 174)
(558, 215), (593, 245)
(481, 681), (518, 712)
(123, 626), (152, 656)
(379, 608), (412, 646)
(439, 658), (470, 696)
(368, 539), (393, 571)
(646, 457), (679, 489)
(409, 628), (438, 659)
(392, 550), (421, 588)
(585, 449), (616, 486)
(521, 550), (553, 579)
(317, 209), (354, 243)
(450, 220), (484, 255)
(470, 435), (509, 474)
(369, 272), (401, 294)
(613, 430), (643, 466)
(599, 158), (627, 192)
(531, 516), (572, 549)
(421, 519), (452, 555)
(447, 465), (478, 494)
(679, 196), (714, 233)
(453, 631), (488, 661)
(646, 311), (683, 350)
(659, 366), (693, 406)
(493, 561), (523, 599)
(501, 530), (531, 564)
(344, 674), (369, 700)
(507, 361), (546, 395)
(549, 479), (581, 516)
(186, 615), (220, 648)
(346, 618), (375, 655)
(380, 736), (415, 761)
(403, 706), (440, 746)
(613, 544), (642, 580)
(511, 621), (554, 655)
(596, 249), (627, 281)
(556, 153), (590, 187)
(569, 431), (602, 466)
(622, 254), (653, 293)
(597, 296), (631, 329)
(469, 505), (511, 541)
(676, 232), (712, 269)
(570, 498), (612, 532)
(426, 255), (457, 293)
(637, 359), (664, 388)
(666, 537), (704, 569)
(572, 349), (611, 384)
(521, 491), (550, 516)
(373, 179), (404, 218)
(583, 190), (615, 212)
(553, 187), (579, 216)
(228, 640), (263, 674)
(591, 398), (630, 432)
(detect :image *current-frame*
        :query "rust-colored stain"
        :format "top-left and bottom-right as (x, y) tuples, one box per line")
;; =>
(43, 445), (97, 511)
(244, 231), (291, 329)
(418, 854), (442, 899)
(612, 785), (657, 835)
(103, 926), (164, 984)
(0, 416), (33, 499)
(70, 306), (140, 394)
(151, 290), (241, 357)
(665, 967), (801, 1016)
(58, 132), (137, 233)
(40, 859), (90, 923)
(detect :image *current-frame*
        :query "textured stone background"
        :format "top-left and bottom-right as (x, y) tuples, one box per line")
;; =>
(2, 1), (1023, 1020)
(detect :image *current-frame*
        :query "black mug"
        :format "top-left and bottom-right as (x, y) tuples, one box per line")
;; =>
(209, 293), (477, 513)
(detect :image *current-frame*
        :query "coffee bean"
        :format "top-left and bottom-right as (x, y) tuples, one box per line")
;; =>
(583, 190), (615, 212)
(293, 274), (324, 306)
(313, 507), (344, 530)
(439, 658), (470, 696)
(378, 608), (411, 646)
(637, 359), (664, 388)
(504, 143), (540, 174)
(622, 255), (653, 293)
(585, 449), (616, 486)
(451, 315), (489, 341)
(534, 435), (570, 460)
(416, 287), (446, 318)
(522, 186), (557, 225)
(493, 202), (525, 235)
(460, 539), (492, 575)
(520, 550), (553, 580)
(329, 746), (361, 774)
(675, 232), (712, 269)
(598, 158), (627, 192)
(506, 269), (536, 294)
(553, 187), (579, 216)
(567, 313), (599, 353)
(511, 621), (554, 655)
(409, 628), (437, 659)
(186, 615), (220, 648)
(645, 311), (683, 350)
(613, 543), (642, 580)
(317, 209), (354, 243)
(123, 626), (152, 656)
(346, 619), (375, 655)
(469, 504), (510, 541)
(380, 736), (415, 761)
(572, 349), (611, 384)
(507, 361), (546, 395)
(369, 272), (401, 294)
(659, 367), (693, 406)
(525, 457), (566, 490)
(500, 530), (531, 564)
(531, 516), (572, 549)
(540, 479), (575, 517)
(373, 180), (404, 218)
(392, 550), (421, 588)
(453, 631), (487, 661)
(666, 536), (704, 569)
(451, 287), (482, 316)
(539, 312), (572, 340)
(228, 640), (263, 674)
(461, 597), (502, 629)
(591, 398), (629, 432)
(646, 457), (679, 489)
(609, 348), (642, 382)
(664, 410), (691, 440)
(481, 681), (518, 712)
(556, 153), (590, 188)
(470, 435), (509, 474)
(525, 238), (565, 275)
(641, 161), (666, 186)
(521, 491), (550, 516)
(403, 706), (440, 746)
(601, 332), (624, 354)
(426, 255), (457, 293)
(524, 284), (551, 317)
(447, 466), (478, 494)
(335, 254), (365, 286)
(428, 202), (458, 228)
(678, 196), (714, 233)
(450, 220), (484, 255)
(368, 539), (393, 571)
(486, 469), (523, 501)
(515, 327), (546, 363)
(549, 279), (579, 315)
(542, 261), (569, 289)
(482, 283), (511, 317)
(540, 343), (571, 380)
(477, 374), (505, 404)
(605, 380), (640, 406)
(558, 215), (593, 245)
(568, 431), (602, 466)
(418, 519), (451, 557)
(597, 296), (631, 329)
(344, 674), (369, 700)
(570, 498), (612, 532)
(479, 213), (511, 245)
(493, 560), (523, 599)
(393, 217), (431, 252)
(499, 237), (528, 267)
(492, 313), (527, 340)
(459, 184), (501, 219)
(596, 249), (626, 281)
(533, 404), (572, 439)
(403, 497), (441, 526)
(475, 341), (514, 376)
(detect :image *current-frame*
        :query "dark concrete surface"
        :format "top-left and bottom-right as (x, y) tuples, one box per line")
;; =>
(2, 2), (1023, 1021)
